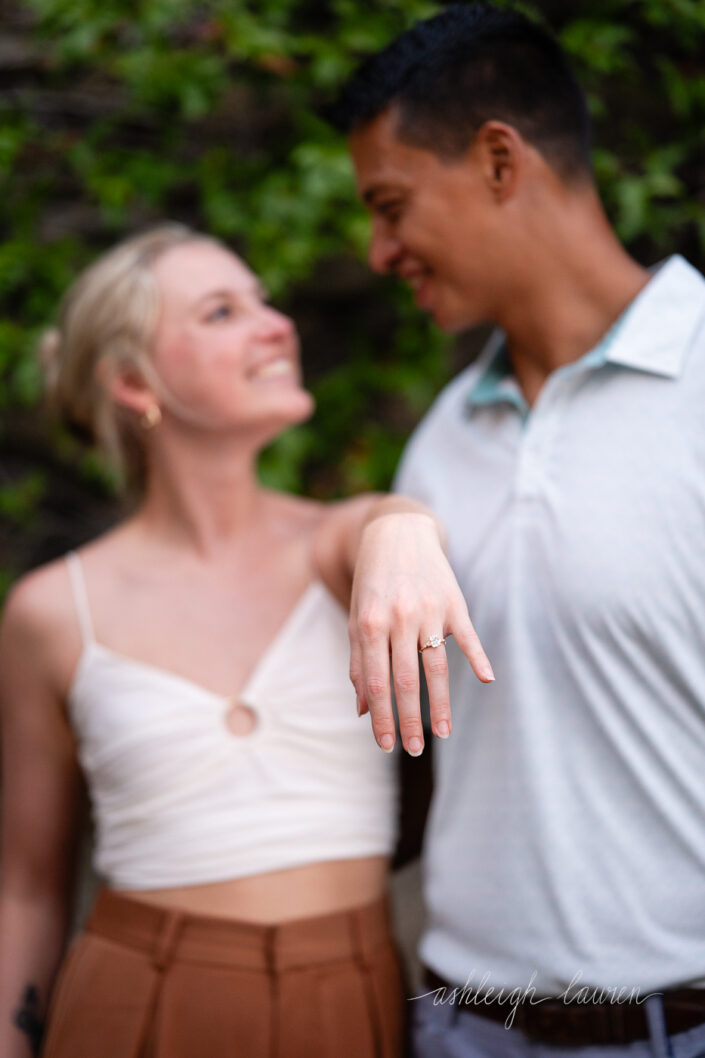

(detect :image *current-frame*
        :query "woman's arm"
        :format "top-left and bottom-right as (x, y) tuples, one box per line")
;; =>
(313, 495), (493, 756)
(313, 494), (441, 606)
(0, 576), (84, 1058)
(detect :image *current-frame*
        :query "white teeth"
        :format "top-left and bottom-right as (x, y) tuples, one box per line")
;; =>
(253, 358), (293, 379)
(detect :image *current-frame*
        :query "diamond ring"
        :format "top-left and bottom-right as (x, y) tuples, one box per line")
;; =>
(420, 634), (446, 652)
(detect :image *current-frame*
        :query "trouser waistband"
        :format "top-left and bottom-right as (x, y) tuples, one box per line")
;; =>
(87, 887), (392, 973)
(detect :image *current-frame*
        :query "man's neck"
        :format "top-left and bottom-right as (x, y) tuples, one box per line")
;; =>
(494, 192), (651, 406)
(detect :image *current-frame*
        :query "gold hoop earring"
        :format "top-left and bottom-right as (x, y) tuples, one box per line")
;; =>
(140, 404), (162, 430)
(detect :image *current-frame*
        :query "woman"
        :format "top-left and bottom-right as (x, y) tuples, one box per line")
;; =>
(0, 225), (474, 1058)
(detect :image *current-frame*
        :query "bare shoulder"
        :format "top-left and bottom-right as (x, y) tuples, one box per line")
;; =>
(260, 491), (330, 556)
(260, 490), (381, 604)
(312, 493), (383, 605)
(281, 492), (383, 557)
(262, 489), (326, 526)
(1, 557), (73, 641)
(262, 489), (380, 531)
(315, 493), (382, 538)
(0, 555), (81, 698)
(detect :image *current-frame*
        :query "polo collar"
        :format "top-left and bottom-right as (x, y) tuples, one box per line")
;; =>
(603, 254), (705, 378)
(466, 336), (528, 417)
(467, 255), (705, 413)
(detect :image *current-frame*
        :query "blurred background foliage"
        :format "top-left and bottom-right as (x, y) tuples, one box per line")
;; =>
(0, 0), (704, 584)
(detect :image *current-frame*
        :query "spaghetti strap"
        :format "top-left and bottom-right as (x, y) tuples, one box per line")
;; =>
(65, 551), (95, 645)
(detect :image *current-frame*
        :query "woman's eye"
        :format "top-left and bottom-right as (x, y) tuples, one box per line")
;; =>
(207, 303), (232, 322)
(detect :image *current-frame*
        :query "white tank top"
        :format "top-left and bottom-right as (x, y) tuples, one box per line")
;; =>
(65, 551), (397, 890)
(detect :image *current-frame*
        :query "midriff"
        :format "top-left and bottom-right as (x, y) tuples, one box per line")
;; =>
(114, 855), (389, 923)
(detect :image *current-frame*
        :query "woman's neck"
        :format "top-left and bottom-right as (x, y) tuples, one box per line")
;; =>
(136, 434), (267, 559)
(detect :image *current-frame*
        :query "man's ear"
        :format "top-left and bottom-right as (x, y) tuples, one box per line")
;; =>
(473, 121), (523, 202)
(96, 359), (157, 418)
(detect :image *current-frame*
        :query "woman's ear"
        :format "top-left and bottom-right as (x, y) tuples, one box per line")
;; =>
(474, 120), (523, 202)
(96, 359), (158, 418)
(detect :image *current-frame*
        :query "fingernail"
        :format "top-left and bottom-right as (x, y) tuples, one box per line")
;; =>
(380, 734), (395, 753)
(481, 665), (495, 682)
(356, 696), (362, 717)
(408, 737), (424, 757)
(437, 721), (450, 738)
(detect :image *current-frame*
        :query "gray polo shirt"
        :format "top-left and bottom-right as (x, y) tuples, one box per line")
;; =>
(395, 255), (705, 994)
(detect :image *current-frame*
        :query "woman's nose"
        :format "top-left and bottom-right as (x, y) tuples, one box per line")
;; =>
(256, 304), (295, 340)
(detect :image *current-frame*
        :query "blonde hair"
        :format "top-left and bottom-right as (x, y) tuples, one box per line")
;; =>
(40, 223), (219, 490)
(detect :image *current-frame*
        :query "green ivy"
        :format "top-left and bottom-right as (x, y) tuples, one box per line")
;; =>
(1, 0), (704, 589)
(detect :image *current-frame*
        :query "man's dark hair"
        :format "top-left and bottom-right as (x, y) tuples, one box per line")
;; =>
(328, 3), (592, 183)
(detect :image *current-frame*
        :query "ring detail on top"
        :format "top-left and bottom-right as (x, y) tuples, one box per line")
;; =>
(420, 634), (446, 652)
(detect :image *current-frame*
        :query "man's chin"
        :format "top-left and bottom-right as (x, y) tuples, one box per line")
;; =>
(430, 303), (481, 334)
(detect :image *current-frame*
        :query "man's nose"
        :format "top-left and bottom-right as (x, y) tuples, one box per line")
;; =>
(368, 223), (403, 275)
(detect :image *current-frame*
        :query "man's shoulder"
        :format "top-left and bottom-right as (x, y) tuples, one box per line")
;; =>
(671, 255), (705, 356)
(616, 255), (705, 381)
(664, 253), (705, 294)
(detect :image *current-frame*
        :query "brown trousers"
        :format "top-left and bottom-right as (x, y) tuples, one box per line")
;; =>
(42, 888), (404, 1058)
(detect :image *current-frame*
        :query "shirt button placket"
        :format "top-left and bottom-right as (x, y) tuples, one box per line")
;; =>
(516, 423), (544, 503)
(514, 377), (565, 505)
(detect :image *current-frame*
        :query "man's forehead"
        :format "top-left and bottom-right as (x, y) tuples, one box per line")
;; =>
(348, 109), (425, 200)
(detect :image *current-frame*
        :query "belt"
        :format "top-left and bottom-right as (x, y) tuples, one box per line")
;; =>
(424, 969), (705, 1047)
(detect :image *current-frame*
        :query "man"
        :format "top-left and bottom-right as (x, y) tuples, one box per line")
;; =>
(331, 4), (705, 1056)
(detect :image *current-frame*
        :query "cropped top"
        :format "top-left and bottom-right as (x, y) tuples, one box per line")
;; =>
(65, 552), (397, 890)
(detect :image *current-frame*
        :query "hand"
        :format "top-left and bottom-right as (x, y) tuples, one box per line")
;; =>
(349, 512), (494, 756)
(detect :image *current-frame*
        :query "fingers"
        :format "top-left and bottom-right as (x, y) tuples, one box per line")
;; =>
(352, 610), (397, 753)
(420, 635), (452, 741)
(452, 608), (495, 683)
(390, 629), (425, 757)
(349, 637), (368, 717)
(349, 594), (494, 758)
(416, 603), (494, 745)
